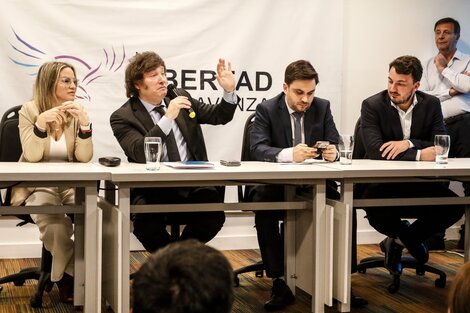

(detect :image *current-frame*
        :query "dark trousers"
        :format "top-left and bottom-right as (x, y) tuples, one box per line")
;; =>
(447, 113), (470, 244)
(131, 187), (225, 253)
(249, 181), (346, 278)
(362, 182), (464, 244)
(447, 114), (470, 196)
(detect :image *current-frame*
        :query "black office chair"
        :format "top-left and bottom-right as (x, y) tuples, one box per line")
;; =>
(232, 112), (273, 286)
(0, 105), (55, 307)
(353, 117), (446, 293)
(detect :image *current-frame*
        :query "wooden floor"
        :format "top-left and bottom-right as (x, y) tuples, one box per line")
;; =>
(0, 242), (464, 312)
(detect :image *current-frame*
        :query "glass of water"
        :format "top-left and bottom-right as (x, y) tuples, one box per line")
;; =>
(144, 137), (162, 170)
(339, 134), (354, 165)
(434, 134), (450, 165)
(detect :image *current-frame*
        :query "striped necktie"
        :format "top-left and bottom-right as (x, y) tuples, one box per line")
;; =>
(153, 105), (181, 161)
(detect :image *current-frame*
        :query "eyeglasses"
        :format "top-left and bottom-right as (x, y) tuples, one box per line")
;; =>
(59, 77), (79, 87)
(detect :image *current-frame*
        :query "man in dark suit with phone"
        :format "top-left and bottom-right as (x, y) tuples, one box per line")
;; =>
(360, 55), (464, 275)
(110, 51), (239, 253)
(249, 60), (366, 311)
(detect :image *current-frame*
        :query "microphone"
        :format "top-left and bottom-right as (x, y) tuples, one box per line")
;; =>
(166, 83), (196, 118)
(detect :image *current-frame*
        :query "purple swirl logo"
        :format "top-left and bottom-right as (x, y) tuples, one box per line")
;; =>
(8, 27), (126, 101)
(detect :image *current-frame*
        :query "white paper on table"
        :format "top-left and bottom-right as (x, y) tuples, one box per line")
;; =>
(163, 161), (215, 169)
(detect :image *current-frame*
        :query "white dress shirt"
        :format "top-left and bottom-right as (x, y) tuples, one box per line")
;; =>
(276, 99), (305, 163)
(390, 95), (420, 160)
(141, 90), (237, 161)
(420, 50), (470, 119)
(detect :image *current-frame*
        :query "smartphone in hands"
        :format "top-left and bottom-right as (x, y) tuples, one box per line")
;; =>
(313, 141), (329, 155)
(220, 160), (241, 166)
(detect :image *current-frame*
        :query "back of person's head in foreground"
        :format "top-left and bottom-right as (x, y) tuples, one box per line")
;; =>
(132, 239), (234, 313)
(448, 262), (470, 313)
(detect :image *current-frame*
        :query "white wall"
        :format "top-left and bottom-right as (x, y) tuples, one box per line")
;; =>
(341, 0), (470, 133)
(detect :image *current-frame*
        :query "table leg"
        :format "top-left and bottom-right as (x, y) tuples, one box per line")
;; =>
(101, 183), (124, 313)
(74, 189), (85, 306)
(75, 186), (101, 313)
(336, 180), (353, 312)
(85, 185), (101, 313)
(312, 181), (327, 313)
(285, 186), (296, 294)
(465, 205), (470, 262)
(119, 187), (131, 313)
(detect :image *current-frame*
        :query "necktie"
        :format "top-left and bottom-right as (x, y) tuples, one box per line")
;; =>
(292, 112), (304, 146)
(153, 106), (181, 161)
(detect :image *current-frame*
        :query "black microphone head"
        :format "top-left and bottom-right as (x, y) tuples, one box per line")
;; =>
(166, 83), (179, 100)
(166, 82), (196, 118)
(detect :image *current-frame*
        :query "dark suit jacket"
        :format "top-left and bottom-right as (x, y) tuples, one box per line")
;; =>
(250, 92), (339, 161)
(248, 92), (347, 272)
(361, 90), (446, 161)
(110, 88), (237, 163)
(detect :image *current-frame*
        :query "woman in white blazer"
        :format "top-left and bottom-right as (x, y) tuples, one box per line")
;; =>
(12, 61), (93, 303)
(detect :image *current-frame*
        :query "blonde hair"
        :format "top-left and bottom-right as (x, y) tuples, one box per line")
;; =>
(33, 61), (75, 130)
(33, 62), (76, 113)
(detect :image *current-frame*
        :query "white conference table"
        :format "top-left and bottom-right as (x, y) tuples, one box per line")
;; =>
(319, 159), (470, 312)
(4, 160), (468, 312)
(0, 162), (108, 313)
(101, 161), (342, 313)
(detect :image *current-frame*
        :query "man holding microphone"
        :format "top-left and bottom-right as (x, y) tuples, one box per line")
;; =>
(110, 51), (239, 253)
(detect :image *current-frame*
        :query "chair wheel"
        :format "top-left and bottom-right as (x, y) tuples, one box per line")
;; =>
(358, 268), (366, 274)
(13, 280), (25, 286)
(387, 282), (399, 293)
(387, 276), (400, 293)
(233, 276), (240, 287)
(255, 270), (264, 278)
(416, 267), (425, 276)
(30, 296), (43, 308)
(435, 277), (446, 288)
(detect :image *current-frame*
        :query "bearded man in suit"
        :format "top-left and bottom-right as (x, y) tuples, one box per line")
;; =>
(249, 60), (366, 311)
(360, 55), (464, 275)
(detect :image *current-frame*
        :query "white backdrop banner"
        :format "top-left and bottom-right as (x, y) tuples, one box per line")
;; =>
(0, 0), (343, 162)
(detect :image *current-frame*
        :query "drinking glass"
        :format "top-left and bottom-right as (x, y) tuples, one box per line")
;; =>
(144, 137), (162, 170)
(339, 134), (354, 165)
(434, 134), (450, 165)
